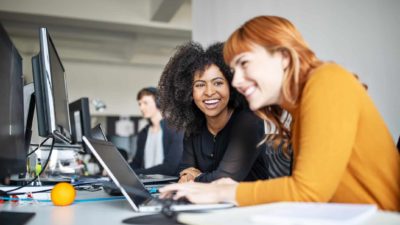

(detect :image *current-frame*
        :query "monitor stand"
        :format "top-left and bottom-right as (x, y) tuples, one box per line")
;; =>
(24, 92), (35, 156)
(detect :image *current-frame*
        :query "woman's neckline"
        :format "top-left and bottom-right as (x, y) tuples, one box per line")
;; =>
(206, 108), (234, 136)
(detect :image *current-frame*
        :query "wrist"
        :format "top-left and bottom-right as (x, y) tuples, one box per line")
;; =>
(218, 183), (239, 205)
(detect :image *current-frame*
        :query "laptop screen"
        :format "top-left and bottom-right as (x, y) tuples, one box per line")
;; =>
(83, 137), (150, 207)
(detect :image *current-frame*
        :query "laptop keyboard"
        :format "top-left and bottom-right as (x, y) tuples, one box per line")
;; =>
(144, 197), (191, 207)
(145, 184), (167, 194)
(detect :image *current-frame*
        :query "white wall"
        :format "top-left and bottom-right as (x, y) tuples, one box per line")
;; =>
(65, 61), (163, 116)
(193, 0), (400, 140)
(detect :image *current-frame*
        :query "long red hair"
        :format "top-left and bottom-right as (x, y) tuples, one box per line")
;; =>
(224, 16), (322, 142)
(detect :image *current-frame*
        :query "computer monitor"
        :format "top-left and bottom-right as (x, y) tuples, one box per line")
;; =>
(32, 28), (72, 143)
(0, 23), (26, 179)
(91, 124), (108, 141)
(69, 97), (92, 145)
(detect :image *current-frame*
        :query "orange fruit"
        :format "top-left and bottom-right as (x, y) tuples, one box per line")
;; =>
(51, 182), (76, 206)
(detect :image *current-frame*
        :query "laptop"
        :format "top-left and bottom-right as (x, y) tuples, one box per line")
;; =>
(90, 124), (178, 184)
(138, 174), (178, 185)
(82, 136), (234, 212)
(91, 124), (108, 141)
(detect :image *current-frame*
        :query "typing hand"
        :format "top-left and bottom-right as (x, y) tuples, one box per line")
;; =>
(178, 167), (201, 183)
(159, 181), (239, 205)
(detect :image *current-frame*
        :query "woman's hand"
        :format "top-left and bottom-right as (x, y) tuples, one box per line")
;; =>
(211, 177), (237, 185)
(159, 180), (239, 205)
(178, 167), (202, 183)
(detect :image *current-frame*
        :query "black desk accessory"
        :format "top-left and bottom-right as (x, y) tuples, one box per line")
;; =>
(122, 213), (184, 225)
(0, 211), (35, 225)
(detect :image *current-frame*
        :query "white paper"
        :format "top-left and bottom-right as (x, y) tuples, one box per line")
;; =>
(250, 203), (377, 225)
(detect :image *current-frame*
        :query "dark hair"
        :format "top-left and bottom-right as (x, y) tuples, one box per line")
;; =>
(137, 87), (160, 108)
(158, 41), (246, 136)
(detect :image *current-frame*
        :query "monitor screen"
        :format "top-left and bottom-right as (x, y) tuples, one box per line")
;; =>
(69, 97), (92, 144)
(32, 28), (72, 142)
(0, 23), (26, 179)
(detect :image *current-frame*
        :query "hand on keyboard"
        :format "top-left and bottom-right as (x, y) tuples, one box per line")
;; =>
(158, 196), (191, 218)
(159, 195), (191, 206)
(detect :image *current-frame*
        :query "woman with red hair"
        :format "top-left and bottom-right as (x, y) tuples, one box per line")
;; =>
(160, 15), (400, 211)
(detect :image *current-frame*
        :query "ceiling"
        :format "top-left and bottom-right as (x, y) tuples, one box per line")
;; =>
(0, 0), (192, 67)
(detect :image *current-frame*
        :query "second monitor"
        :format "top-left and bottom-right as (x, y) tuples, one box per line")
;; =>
(32, 27), (72, 143)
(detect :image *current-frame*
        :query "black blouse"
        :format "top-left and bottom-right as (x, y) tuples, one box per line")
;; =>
(179, 108), (269, 182)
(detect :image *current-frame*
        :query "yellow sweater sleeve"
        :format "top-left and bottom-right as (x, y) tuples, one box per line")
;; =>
(237, 64), (364, 205)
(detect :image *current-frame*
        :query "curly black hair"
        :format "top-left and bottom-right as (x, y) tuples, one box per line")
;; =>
(158, 41), (246, 136)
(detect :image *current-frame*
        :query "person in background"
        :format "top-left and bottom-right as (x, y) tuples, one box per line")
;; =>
(130, 87), (184, 176)
(158, 42), (269, 183)
(160, 16), (400, 211)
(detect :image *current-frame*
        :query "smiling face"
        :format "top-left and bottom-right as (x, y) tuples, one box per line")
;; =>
(230, 43), (289, 111)
(192, 64), (230, 119)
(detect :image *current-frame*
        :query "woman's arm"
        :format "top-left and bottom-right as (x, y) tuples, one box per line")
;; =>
(177, 136), (198, 174)
(195, 111), (266, 182)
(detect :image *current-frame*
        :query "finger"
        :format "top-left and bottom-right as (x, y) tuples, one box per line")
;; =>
(179, 171), (188, 176)
(159, 191), (173, 199)
(185, 171), (196, 177)
(186, 175), (195, 182)
(159, 183), (185, 193)
(180, 167), (193, 174)
(159, 192), (168, 199)
(178, 175), (186, 183)
(173, 190), (189, 200)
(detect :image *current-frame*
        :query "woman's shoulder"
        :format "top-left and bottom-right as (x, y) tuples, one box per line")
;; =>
(231, 108), (264, 128)
(305, 63), (363, 93)
(308, 63), (354, 83)
(234, 107), (261, 120)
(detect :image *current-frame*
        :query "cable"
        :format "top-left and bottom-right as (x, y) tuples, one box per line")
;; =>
(8, 182), (104, 196)
(26, 136), (51, 157)
(5, 137), (55, 194)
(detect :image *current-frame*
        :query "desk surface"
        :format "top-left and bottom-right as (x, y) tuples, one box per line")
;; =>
(0, 190), (144, 225)
(178, 203), (400, 225)
(1, 189), (399, 225)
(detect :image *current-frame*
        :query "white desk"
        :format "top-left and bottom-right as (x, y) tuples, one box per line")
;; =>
(0, 190), (149, 225)
(178, 203), (400, 225)
(2, 190), (400, 225)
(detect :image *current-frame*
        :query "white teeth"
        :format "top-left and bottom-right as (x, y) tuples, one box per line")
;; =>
(204, 99), (219, 104)
(244, 86), (256, 96)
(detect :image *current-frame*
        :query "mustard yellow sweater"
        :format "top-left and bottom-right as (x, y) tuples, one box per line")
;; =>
(237, 63), (400, 211)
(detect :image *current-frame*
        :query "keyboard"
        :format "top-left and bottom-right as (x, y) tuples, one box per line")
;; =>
(144, 197), (191, 207)
(145, 184), (168, 194)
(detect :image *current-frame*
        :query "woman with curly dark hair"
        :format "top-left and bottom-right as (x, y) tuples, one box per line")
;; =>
(158, 41), (269, 183)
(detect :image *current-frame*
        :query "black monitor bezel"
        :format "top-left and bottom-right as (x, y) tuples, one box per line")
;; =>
(0, 23), (26, 178)
(69, 97), (92, 145)
(33, 28), (72, 142)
